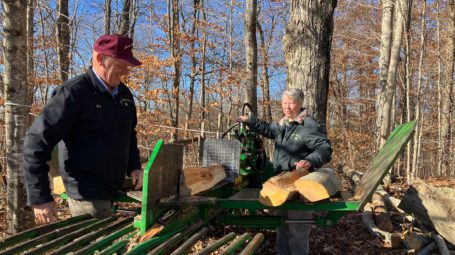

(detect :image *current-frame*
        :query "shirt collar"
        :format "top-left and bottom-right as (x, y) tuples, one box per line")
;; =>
(91, 67), (119, 97)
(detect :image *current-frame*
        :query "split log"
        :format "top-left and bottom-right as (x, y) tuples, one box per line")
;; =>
(259, 170), (308, 207)
(52, 176), (65, 195)
(180, 165), (226, 196)
(362, 203), (402, 248)
(295, 168), (341, 202)
(398, 178), (455, 245)
(372, 192), (394, 232)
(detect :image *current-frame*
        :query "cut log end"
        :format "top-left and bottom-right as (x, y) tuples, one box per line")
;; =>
(258, 170), (307, 207)
(295, 168), (341, 202)
(180, 165), (226, 196)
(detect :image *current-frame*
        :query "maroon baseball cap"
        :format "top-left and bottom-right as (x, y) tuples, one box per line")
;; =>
(93, 34), (142, 66)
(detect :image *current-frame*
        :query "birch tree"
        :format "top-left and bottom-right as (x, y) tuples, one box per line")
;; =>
(283, 0), (337, 126)
(376, 0), (406, 149)
(2, 0), (34, 233)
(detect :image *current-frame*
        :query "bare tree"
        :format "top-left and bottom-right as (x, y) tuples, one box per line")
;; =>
(257, 16), (274, 122)
(168, 0), (181, 139)
(376, 0), (406, 149)
(199, 0), (207, 122)
(2, 0), (34, 233)
(439, 0), (455, 176)
(56, 0), (70, 82)
(244, 0), (258, 115)
(411, 0), (426, 181)
(186, 0), (200, 125)
(283, 0), (337, 126)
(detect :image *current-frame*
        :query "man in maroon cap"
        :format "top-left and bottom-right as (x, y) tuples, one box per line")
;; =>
(23, 34), (143, 223)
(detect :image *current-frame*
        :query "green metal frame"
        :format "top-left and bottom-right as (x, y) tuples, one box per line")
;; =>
(134, 139), (163, 235)
(134, 121), (416, 233)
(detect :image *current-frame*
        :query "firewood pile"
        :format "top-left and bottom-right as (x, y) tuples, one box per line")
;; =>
(343, 167), (455, 255)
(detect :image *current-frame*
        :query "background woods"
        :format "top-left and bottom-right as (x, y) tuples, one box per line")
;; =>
(0, 0), (454, 234)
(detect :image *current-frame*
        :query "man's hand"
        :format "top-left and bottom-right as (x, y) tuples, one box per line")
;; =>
(33, 201), (57, 224)
(294, 160), (311, 171)
(236, 115), (249, 123)
(130, 169), (143, 190)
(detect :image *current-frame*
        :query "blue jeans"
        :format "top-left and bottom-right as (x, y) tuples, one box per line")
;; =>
(276, 210), (313, 255)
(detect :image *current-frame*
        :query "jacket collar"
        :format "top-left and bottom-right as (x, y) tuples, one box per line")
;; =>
(279, 108), (308, 126)
(86, 67), (125, 95)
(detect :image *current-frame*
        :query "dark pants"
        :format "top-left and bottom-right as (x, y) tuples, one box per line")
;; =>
(276, 210), (313, 255)
(67, 197), (112, 218)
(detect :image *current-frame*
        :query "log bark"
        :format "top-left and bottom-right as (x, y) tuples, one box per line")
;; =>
(362, 203), (401, 248)
(372, 192), (394, 232)
(259, 170), (308, 207)
(283, 0), (337, 125)
(295, 168), (341, 202)
(343, 167), (363, 184)
(398, 178), (455, 245)
(180, 165), (226, 196)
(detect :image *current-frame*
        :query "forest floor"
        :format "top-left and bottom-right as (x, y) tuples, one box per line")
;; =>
(0, 178), (454, 254)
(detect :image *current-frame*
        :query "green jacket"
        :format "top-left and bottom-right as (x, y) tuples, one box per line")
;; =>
(247, 109), (332, 173)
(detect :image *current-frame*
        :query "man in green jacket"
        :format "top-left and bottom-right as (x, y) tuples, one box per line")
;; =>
(237, 88), (332, 255)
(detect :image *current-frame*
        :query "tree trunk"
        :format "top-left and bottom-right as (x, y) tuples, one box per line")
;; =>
(244, 0), (258, 115)
(199, 0), (207, 122)
(187, 0), (200, 125)
(104, 0), (112, 34)
(440, 0), (455, 177)
(2, 0), (34, 233)
(169, 0), (181, 140)
(26, 0), (35, 105)
(377, 0), (406, 149)
(129, 0), (138, 39)
(118, 0), (131, 36)
(56, 0), (70, 82)
(257, 21), (273, 122)
(283, 0), (337, 126)
(437, 0), (443, 177)
(37, 5), (51, 105)
(412, 0), (426, 180)
(403, 0), (412, 182)
(375, 0), (394, 148)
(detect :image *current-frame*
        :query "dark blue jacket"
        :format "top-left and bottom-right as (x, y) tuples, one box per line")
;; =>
(23, 68), (141, 205)
(247, 110), (332, 173)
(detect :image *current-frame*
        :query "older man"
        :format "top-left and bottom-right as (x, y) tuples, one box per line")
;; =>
(237, 88), (332, 255)
(24, 34), (143, 223)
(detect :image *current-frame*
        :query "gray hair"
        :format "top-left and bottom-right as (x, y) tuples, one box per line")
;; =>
(283, 88), (304, 104)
